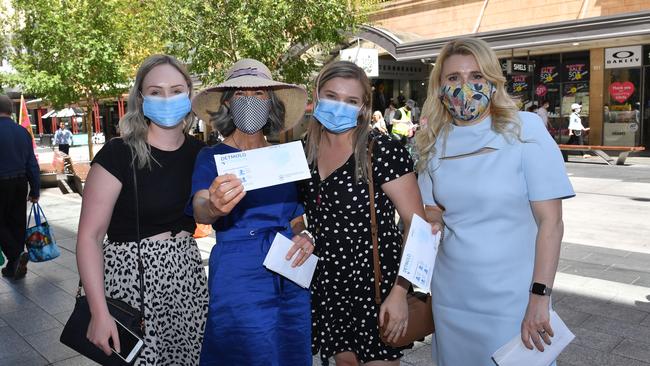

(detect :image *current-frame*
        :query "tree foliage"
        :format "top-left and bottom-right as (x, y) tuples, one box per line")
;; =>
(160, 0), (376, 85)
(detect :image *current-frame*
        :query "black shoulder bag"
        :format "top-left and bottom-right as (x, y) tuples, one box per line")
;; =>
(60, 154), (145, 365)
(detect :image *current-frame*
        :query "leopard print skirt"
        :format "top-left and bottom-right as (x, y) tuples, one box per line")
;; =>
(103, 235), (208, 366)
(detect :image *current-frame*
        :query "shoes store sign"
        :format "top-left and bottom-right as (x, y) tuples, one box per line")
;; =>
(605, 46), (642, 69)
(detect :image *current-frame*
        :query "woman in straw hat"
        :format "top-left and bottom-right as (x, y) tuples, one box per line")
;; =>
(416, 38), (574, 365)
(189, 58), (313, 365)
(301, 60), (424, 365)
(77, 54), (208, 365)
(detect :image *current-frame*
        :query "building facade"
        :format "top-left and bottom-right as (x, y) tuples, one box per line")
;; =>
(359, 0), (650, 148)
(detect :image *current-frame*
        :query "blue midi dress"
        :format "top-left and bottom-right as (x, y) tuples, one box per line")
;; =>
(187, 143), (311, 366)
(418, 112), (574, 366)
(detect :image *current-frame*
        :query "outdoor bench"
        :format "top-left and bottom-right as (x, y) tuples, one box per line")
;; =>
(558, 144), (645, 165)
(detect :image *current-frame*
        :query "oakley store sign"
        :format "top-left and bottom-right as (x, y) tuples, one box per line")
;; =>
(605, 46), (642, 69)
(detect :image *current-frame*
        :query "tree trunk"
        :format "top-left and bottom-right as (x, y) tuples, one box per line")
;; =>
(86, 101), (94, 161)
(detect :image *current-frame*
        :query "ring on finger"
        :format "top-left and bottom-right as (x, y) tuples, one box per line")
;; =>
(538, 329), (546, 334)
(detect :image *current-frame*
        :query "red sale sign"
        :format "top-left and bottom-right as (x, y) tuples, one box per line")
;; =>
(609, 81), (635, 103)
(535, 84), (548, 97)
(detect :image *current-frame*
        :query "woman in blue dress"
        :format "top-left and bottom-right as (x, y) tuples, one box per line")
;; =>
(416, 38), (575, 365)
(188, 59), (313, 366)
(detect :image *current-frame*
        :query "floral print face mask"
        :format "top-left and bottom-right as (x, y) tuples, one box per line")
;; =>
(439, 81), (495, 122)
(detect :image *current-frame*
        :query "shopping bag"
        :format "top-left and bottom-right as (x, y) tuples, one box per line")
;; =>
(25, 203), (61, 262)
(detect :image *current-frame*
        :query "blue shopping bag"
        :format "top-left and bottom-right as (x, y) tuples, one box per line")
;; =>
(25, 203), (61, 262)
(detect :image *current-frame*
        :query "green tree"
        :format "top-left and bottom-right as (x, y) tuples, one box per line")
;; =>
(161, 0), (376, 86)
(8, 0), (149, 159)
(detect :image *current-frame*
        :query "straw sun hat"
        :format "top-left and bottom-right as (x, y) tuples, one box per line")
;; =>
(192, 58), (307, 130)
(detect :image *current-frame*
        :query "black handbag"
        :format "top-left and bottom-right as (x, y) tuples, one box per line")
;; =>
(60, 154), (145, 365)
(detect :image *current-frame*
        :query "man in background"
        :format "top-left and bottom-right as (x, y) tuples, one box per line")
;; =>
(537, 100), (550, 128)
(53, 121), (73, 154)
(0, 94), (40, 279)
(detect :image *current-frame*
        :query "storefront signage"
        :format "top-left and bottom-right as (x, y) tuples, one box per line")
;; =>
(539, 66), (558, 84)
(340, 48), (379, 77)
(644, 45), (650, 66)
(510, 75), (528, 93)
(608, 81), (635, 103)
(605, 46), (642, 69)
(564, 64), (588, 82)
(563, 82), (588, 95)
(535, 84), (548, 97)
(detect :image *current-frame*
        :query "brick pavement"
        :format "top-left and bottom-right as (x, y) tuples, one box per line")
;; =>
(1, 151), (649, 365)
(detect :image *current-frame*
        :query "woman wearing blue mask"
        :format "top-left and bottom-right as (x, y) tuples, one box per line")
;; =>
(189, 58), (313, 366)
(416, 38), (574, 365)
(76, 54), (209, 365)
(302, 61), (425, 366)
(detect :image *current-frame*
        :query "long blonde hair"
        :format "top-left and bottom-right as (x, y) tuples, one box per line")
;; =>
(119, 54), (194, 169)
(304, 61), (373, 182)
(415, 38), (520, 172)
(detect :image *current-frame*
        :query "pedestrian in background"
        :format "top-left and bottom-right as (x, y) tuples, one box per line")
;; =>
(76, 54), (208, 365)
(372, 110), (388, 134)
(391, 99), (415, 145)
(0, 94), (39, 280)
(189, 58), (313, 366)
(537, 100), (550, 128)
(53, 121), (73, 155)
(567, 103), (590, 158)
(302, 60), (424, 366)
(416, 38), (574, 366)
(383, 98), (397, 133)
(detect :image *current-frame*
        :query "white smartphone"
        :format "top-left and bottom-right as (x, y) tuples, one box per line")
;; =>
(110, 318), (144, 363)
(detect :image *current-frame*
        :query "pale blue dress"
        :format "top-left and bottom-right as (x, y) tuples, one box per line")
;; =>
(418, 112), (574, 366)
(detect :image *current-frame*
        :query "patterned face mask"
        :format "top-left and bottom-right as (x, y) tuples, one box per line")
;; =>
(229, 96), (272, 134)
(439, 81), (495, 122)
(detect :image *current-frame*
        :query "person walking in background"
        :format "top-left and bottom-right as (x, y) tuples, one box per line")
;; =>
(0, 94), (39, 280)
(567, 103), (590, 158)
(53, 121), (73, 155)
(537, 100), (550, 128)
(372, 110), (388, 134)
(383, 98), (397, 133)
(302, 60), (425, 366)
(76, 54), (208, 365)
(391, 99), (415, 145)
(416, 38), (574, 366)
(189, 58), (313, 366)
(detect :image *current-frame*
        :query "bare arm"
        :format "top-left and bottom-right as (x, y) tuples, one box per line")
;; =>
(76, 164), (122, 355)
(521, 199), (564, 351)
(377, 171), (426, 341)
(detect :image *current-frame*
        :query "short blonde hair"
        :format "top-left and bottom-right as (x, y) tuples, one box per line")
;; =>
(415, 38), (520, 172)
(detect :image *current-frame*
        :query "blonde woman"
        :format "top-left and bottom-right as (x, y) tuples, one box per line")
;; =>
(416, 38), (574, 365)
(76, 54), (208, 365)
(302, 61), (424, 365)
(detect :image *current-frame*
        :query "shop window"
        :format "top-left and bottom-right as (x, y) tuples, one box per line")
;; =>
(604, 68), (641, 146)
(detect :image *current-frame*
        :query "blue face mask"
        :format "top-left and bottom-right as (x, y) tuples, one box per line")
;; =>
(313, 98), (361, 134)
(142, 92), (191, 128)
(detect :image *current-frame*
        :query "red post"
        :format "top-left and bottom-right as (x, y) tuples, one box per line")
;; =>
(118, 97), (125, 118)
(52, 116), (57, 133)
(37, 109), (43, 135)
(93, 102), (101, 133)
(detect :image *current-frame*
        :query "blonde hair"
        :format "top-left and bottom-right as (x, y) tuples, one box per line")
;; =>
(415, 38), (521, 172)
(119, 54), (194, 169)
(304, 61), (373, 182)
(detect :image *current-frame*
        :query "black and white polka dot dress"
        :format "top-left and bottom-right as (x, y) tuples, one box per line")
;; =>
(300, 134), (414, 362)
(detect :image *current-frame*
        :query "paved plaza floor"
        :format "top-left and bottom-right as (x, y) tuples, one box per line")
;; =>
(1, 146), (649, 365)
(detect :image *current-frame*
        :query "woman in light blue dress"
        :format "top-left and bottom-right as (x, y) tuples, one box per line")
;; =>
(415, 38), (575, 366)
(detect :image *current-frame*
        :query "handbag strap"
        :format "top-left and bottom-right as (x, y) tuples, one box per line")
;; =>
(131, 152), (146, 329)
(367, 138), (382, 306)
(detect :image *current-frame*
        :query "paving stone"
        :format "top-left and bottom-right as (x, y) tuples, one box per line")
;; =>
(553, 306), (591, 327)
(0, 307), (61, 336)
(587, 253), (650, 274)
(56, 238), (78, 252)
(557, 343), (648, 366)
(10, 273), (63, 297)
(24, 326), (79, 363)
(0, 277), (15, 294)
(612, 338), (650, 363)
(52, 250), (79, 271)
(0, 290), (40, 315)
(0, 326), (43, 364)
(401, 342), (434, 366)
(570, 326), (624, 352)
(27, 262), (78, 283)
(642, 314), (650, 327)
(52, 309), (74, 325)
(51, 355), (100, 365)
(0, 347), (49, 365)
(54, 277), (82, 296)
(581, 314), (650, 344)
(558, 295), (648, 324)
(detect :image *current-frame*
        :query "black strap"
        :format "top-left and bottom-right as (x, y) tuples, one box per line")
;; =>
(367, 138), (382, 306)
(131, 152), (146, 330)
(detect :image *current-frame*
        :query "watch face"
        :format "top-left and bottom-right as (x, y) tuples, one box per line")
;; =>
(531, 282), (546, 295)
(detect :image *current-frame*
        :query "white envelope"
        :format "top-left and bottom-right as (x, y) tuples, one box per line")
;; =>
(398, 213), (440, 292)
(263, 233), (319, 289)
(491, 311), (575, 366)
(214, 141), (311, 191)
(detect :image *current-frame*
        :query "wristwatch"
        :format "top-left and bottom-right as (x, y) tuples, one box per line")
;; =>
(530, 282), (552, 296)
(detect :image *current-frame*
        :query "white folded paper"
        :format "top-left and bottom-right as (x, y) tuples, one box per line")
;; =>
(263, 233), (319, 289)
(491, 311), (575, 366)
(398, 213), (440, 292)
(214, 141), (311, 191)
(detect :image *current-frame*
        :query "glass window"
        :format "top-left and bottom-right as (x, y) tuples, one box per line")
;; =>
(604, 68), (641, 146)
